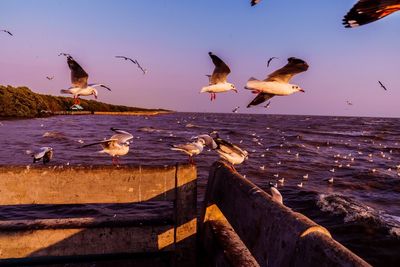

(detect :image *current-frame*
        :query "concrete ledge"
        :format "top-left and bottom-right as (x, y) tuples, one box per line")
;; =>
(201, 161), (371, 267)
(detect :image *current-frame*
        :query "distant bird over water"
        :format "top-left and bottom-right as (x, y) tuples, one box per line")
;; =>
(232, 106), (240, 113)
(346, 100), (353, 106)
(343, 0), (400, 28)
(1, 29), (13, 36)
(115, 56), (147, 74)
(251, 0), (261, 6)
(32, 147), (53, 164)
(267, 57), (278, 67)
(80, 128), (133, 165)
(59, 54), (111, 105)
(378, 81), (388, 91)
(246, 57), (309, 108)
(46, 76), (54, 81)
(200, 52), (237, 101)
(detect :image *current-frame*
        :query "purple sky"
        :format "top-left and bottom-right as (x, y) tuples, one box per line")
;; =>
(1, 0), (400, 117)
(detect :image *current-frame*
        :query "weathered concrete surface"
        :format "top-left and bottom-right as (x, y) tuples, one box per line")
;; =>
(202, 204), (259, 267)
(0, 164), (197, 266)
(0, 165), (196, 204)
(201, 161), (371, 267)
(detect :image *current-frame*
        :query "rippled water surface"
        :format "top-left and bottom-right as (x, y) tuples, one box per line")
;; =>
(1, 113), (399, 266)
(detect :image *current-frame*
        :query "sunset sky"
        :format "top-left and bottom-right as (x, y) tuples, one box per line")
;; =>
(1, 0), (399, 117)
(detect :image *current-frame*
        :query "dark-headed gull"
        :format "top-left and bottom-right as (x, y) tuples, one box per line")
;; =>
(246, 57), (309, 108)
(80, 128), (133, 165)
(200, 52), (237, 101)
(60, 54), (111, 105)
(32, 147), (53, 164)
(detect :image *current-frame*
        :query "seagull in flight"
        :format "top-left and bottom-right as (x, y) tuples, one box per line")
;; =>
(346, 100), (353, 106)
(59, 54), (111, 105)
(245, 57), (309, 108)
(115, 56), (147, 74)
(80, 128), (133, 165)
(251, 0), (261, 6)
(267, 57), (278, 67)
(232, 106), (240, 113)
(46, 76), (54, 80)
(343, 0), (400, 28)
(200, 52), (237, 101)
(1, 29), (13, 36)
(378, 80), (388, 91)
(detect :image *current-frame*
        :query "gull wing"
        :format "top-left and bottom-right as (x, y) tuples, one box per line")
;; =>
(209, 52), (231, 84)
(343, 0), (400, 28)
(247, 93), (275, 108)
(67, 56), (89, 88)
(265, 57), (309, 83)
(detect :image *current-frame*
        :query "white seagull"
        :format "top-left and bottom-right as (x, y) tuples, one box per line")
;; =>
(246, 57), (309, 108)
(212, 133), (248, 171)
(60, 54), (111, 105)
(80, 128), (133, 165)
(171, 138), (206, 164)
(32, 147), (53, 164)
(200, 52), (237, 101)
(267, 182), (283, 204)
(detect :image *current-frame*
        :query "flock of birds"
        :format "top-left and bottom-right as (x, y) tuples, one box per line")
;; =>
(3, 0), (400, 203)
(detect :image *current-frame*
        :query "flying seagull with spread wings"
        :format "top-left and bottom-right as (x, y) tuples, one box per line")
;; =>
(59, 54), (111, 105)
(378, 80), (388, 90)
(251, 0), (261, 6)
(115, 56), (147, 74)
(1, 29), (13, 36)
(245, 57), (309, 108)
(343, 0), (400, 28)
(80, 128), (133, 165)
(200, 52), (237, 101)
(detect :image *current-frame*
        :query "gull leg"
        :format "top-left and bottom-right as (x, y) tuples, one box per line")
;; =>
(213, 93), (216, 101)
(210, 93), (213, 101)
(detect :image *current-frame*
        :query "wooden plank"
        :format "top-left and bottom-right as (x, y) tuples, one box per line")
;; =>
(0, 225), (174, 260)
(0, 165), (195, 205)
(201, 161), (370, 267)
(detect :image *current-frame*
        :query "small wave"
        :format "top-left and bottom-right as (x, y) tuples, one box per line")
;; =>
(317, 194), (400, 237)
(137, 127), (166, 133)
(42, 131), (67, 139)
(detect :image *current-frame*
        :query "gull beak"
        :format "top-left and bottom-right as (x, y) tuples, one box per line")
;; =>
(299, 89), (305, 93)
(233, 88), (238, 93)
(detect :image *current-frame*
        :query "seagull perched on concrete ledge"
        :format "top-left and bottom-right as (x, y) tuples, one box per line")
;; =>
(267, 182), (283, 204)
(170, 138), (206, 164)
(211, 132), (248, 171)
(80, 128), (133, 165)
(32, 147), (53, 164)
(246, 57), (309, 108)
(59, 54), (111, 105)
(200, 52), (237, 101)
